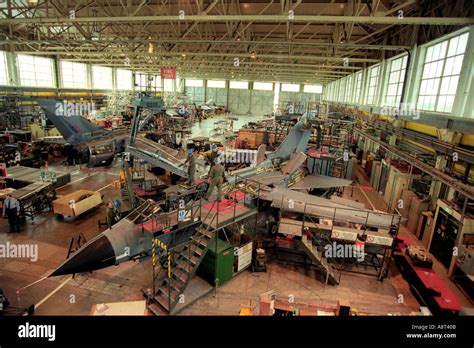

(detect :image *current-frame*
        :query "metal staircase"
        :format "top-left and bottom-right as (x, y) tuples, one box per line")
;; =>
(148, 201), (220, 315)
(145, 176), (262, 315)
(298, 234), (339, 285)
(297, 207), (344, 285)
(151, 226), (216, 315)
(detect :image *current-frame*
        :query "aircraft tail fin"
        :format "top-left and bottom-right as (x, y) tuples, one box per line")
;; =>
(267, 116), (311, 161)
(37, 99), (106, 145)
(256, 144), (266, 165)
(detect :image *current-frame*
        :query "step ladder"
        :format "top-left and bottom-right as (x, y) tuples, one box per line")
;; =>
(121, 159), (146, 207)
(330, 160), (346, 178)
(298, 234), (339, 285)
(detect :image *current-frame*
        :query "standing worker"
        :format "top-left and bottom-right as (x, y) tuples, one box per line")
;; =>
(2, 193), (20, 233)
(106, 201), (115, 229)
(206, 143), (219, 166)
(184, 148), (197, 186)
(205, 156), (225, 202)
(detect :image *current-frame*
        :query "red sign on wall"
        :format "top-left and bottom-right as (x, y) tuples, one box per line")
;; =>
(0, 163), (6, 177)
(160, 68), (176, 79)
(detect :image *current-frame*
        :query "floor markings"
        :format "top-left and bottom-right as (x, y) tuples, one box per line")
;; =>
(16, 276), (48, 292)
(35, 276), (73, 310)
(356, 183), (377, 211)
(97, 183), (113, 192)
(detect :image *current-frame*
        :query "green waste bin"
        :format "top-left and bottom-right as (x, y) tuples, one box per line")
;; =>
(197, 238), (234, 286)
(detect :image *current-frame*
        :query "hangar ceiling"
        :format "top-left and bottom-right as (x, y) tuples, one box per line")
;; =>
(0, 0), (473, 84)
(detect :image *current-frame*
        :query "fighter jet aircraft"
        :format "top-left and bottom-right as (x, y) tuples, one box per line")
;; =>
(49, 112), (403, 277)
(165, 100), (194, 118)
(37, 96), (164, 167)
(197, 99), (226, 115)
(36, 99), (129, 166)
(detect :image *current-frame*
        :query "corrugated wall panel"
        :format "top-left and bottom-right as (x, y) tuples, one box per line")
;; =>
(228, 89), (251, 115)
(206, 87), (228, 106)
(185, 86), (205, 105)
(279, 92), (321, 103)
(250, 90), (274, 115)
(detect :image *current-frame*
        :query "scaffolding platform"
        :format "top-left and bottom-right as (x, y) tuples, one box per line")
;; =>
(200, 203), (257, 229)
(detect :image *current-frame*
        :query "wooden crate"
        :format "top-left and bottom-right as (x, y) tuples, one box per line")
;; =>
(53, 189), (102, 217)
(238, 129), (268, 148)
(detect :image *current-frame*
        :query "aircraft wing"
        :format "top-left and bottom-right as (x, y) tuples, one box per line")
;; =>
(135, 137), (186, 160)
(290, 174), (352, 190)
(251, 171), (286, 186)
(127, 137), (189, 177)
(128, 137), (210, 178)
(240, 170), (352, 190)
(266, 187), (404, 229)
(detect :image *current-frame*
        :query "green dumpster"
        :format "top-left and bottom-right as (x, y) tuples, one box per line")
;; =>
(197, 238), (234, 286)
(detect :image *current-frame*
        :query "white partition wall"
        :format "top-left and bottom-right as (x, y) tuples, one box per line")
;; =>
(206, 80), (227, 106)
(251, 89), (274, 115)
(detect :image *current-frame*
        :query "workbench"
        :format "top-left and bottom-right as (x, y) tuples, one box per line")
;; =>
(5, 165), (71, 189)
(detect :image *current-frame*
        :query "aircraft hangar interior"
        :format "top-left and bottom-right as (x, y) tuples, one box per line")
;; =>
(0, 0), (474, 345)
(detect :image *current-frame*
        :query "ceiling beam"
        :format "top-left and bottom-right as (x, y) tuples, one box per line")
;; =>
(62, 58), (361, 71)
(0, 37), (410, 50)
(1, 15), (472, 26)
(14, 50), (380, 63)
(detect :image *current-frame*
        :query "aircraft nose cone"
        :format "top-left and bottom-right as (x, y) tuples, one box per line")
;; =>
(50, 235), (116, 277)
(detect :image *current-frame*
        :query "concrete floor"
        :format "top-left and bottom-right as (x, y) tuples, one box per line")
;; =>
(0, 114), (470, 315)
(0, 165), (419, 315)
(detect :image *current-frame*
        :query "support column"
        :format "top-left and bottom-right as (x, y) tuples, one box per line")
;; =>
(429, 155), (448, 209)
(5, 51), (19, 86)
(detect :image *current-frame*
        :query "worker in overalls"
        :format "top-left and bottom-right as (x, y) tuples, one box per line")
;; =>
(206, 143), (219, 166)
(184, 148), (197, 186)
(2, 194), (20, 233)
(106, 201), (115, 229)
(205, 156), (225, 202)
